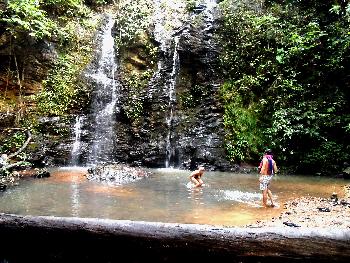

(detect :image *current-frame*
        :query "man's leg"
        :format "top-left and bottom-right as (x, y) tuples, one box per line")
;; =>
(190, 177), (197, 185)
(262, 189), (268, 207)
(190, 177), (201, 187)
(197, 178), (204, 187)
(267, 188), (274, 207)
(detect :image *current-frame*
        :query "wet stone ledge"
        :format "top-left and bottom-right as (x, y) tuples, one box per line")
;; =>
(0, 213), (350, 263)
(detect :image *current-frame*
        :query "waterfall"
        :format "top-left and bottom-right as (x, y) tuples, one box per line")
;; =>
(59, 0), (230, 170)
(86, 15), (120, 165)
(153, 0), (218, 168)
(165, 36), (180, 168)
(152, 0), (185, 168)
(203, 0), (217, 19)
(201, 0), (217, 41)
(153, 0), (186, 52)
(70, 115), (84, 166)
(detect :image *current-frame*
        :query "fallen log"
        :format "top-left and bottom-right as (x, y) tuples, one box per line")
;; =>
(0, 213), (349, 263)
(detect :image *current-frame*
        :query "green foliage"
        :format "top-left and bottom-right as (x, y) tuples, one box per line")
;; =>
(36, 21), (96, 116)
(123, 70), (154, 123)
(220, 81), (264, 162)
(185, 0), (197, 12)
(179, 85), (209, 109)
(0, 131), (26, 154)
(36, 54), (79, 115)
(218, 0), (350, 173)
(42, 0), (82, 9)
(116, 1), (159, 124)
(0, 0), (97, 42)
(0, 0), (58, 39)
(301, 141), (348, 174)
(84, 0), (111, 6)
(33, 1), (99, 116)
(223, 106), (263, 162)
(115, 0), (154, 49)
(41, 0), (91, 18)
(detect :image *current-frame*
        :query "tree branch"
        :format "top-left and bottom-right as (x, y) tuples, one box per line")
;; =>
(7, 129), (32, 159)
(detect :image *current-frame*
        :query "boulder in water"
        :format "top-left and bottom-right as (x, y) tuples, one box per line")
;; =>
(86, 164), (150, 185)
(34, 169), (51, 178)
(0, 183), (7, 191)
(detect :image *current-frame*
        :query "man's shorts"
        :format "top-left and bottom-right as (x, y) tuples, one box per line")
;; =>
(259, 175), (273, 190)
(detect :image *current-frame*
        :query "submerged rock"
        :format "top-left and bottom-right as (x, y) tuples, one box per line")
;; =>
(0, 183), (7, 191)
(34, 169), (51, 178)
(86, 164), (150, 185)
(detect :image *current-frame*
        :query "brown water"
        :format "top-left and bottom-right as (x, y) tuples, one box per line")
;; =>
(0, 167), (345, 227)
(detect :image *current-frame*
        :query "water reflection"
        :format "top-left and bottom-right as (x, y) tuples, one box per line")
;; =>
(188, 186), (204, 220)
(71, 181), (80, 217)
(0, 168), (345, 227)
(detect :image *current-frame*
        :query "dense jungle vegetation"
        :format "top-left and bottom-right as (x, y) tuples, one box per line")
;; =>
(0, 0), (349, 174)
(0, 0), (110, 165)
(0, 0), (114, 116)
(218, 0), (350, 174)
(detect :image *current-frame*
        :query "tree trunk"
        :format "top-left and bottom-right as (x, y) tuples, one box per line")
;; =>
(0, 213), (349, 263)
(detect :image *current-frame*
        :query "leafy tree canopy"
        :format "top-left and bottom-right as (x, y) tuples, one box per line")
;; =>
(218, 0), (350, 174)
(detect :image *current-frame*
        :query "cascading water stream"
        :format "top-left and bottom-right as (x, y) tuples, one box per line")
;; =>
(165, 36), (180, 168)
(202, 0), (217, 22)
(201, 0), (217, 48)
(152, 0), (184, 168)
(68, 1), (219, 168)
(152, 0), (219, 168)
(86, 15), (120, 165)
(70, 115), (84, 166)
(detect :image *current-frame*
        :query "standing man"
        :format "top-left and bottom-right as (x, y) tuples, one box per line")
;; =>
(189, 166), (205, 187)
(259, 149), (278, 207)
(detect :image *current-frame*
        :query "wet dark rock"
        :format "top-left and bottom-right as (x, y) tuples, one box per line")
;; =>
(69, 6), (234, 171)
(340, 199), (350, 206)
(34, 169), (50, 178)
(317, 207), (331, 212)
(86, 164), (150, 185)
(331, 192), (338, 202)
(0, 31), (57, 116)
(0, 113), (16, 127)
(1, 7), (234, 171)
(0, 183), (7, 191)
(283, 221), (301, 227)
(23, 116), (75, 167)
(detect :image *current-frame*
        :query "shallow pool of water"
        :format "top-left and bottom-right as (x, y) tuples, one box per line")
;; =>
(0, 167), (345, 226)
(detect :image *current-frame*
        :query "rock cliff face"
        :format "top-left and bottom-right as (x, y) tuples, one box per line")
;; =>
(0, 31), (57, 121)
(0, 1), (234, 171)
(0, 28), (60, 167)
(76, 1), (232, 170)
